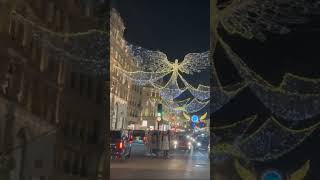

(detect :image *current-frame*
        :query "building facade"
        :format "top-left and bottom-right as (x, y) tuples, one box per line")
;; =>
(0, 0), (106, 179)
(110, 9), (142, 130)
(140, 86), (159, 130)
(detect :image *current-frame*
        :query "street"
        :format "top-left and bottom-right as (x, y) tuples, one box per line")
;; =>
(110, 143), (210, 180)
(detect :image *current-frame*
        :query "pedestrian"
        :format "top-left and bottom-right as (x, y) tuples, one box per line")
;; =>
(161, 131), (170, 159)
(147, 131), (152, 155)
(144, 131), (149, 155)
(151, 131), (158, 157)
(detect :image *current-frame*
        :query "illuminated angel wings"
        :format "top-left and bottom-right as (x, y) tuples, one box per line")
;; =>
(218, 0), (320, 41)
(127, 43), (209, 74)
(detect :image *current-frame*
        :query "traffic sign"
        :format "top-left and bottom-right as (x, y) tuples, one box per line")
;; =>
(191, 115), (199, 123)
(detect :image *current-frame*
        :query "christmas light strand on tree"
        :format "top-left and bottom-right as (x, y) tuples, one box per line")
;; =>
(219, 36), (320, 121)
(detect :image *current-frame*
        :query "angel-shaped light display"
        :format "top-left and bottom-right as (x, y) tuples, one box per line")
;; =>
(115, 43), (211, 113)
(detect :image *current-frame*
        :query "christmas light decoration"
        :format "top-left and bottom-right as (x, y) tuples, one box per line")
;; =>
(234, 159), (310, 180)
(210, 82), (248, 113)
(280, 73), (320, 94)
(10, 11), (107, 75)
(179, 74), (210, 101)
(125, 43), (210, 101)
(177, 98), (209, 114)
(114, 66), (170, 86)
(148, 97), (189, 113)
(200, 112), (207, 120)
(219, 36), (320, 121)
(213, 0), (320, 44)
(211, 115), (320, 162)
(212, 115), (257, 144)
(127, 43), (210, 74)
(239, 117), (319, 161)
(155, 72), (187, 101)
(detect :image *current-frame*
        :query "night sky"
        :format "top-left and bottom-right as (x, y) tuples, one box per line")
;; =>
(111, 0), (210, 114)
(111, 0), (209, 60)
(110, 1), (320, 178)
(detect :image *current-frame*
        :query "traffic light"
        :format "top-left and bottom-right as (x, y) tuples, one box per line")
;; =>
(157, 104), (162, 117)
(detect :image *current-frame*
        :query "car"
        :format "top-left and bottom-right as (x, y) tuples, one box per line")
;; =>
(173, 135), (192, 152)
(129, 130), (146, 144)
(110, 130), (131, 161)
(194, 135), (209, 151)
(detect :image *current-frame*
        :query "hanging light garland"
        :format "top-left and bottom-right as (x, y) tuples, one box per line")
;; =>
(219, 36), (320, 121)
(10, 11), (108, 75)
(212, 116), (320, 162)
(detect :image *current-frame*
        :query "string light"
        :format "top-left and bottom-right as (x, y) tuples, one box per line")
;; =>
(177, 98), (209, 114)
(217, 0), (320, 42)
(239, 117), (320, 161)
(219, 36), (320, 121)
(10, 11), (107, 75)
(211, 116), (320, 162)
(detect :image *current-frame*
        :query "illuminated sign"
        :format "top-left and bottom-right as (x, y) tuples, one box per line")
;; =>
(191, 115), (199, 123)
(262, 170), (282, 180)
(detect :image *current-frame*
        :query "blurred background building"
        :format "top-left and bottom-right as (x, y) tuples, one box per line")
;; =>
(0, 0), (107, 179)
(110, 9), (143, 131)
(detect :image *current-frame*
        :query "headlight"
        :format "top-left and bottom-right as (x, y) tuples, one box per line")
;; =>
(197, 142), (201, 146)
(173, 140), (178, 145)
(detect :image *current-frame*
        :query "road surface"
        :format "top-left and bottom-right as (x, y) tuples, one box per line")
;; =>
(110, 143), (210, 180)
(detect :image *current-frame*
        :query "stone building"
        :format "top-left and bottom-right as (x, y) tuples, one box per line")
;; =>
(0, 0), (107, 180)
(140, 86), (160, 130)
(110, 9), (142, 130)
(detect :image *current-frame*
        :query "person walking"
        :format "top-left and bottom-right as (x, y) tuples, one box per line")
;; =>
(144, 131), (150, 156)
(151, 131), (158, 158)
(161, 131), (170, 159)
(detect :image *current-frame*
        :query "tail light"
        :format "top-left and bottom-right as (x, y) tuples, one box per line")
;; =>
(119, 141), (123, 149)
